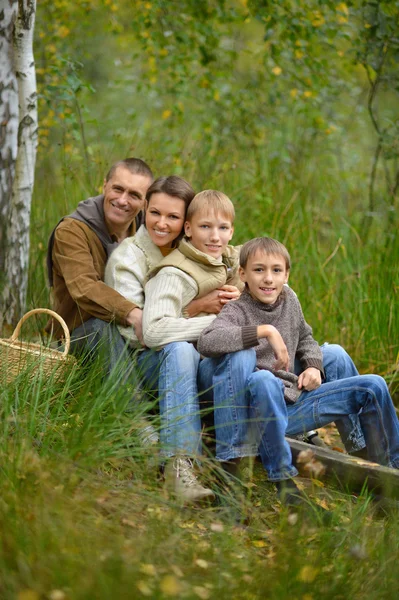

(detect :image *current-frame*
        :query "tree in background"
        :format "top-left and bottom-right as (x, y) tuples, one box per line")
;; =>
(0, 0), (38, 328)
(0, 2), (19, 275)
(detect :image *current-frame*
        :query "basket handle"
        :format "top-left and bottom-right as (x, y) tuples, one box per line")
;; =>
(10, 308), (71, 358)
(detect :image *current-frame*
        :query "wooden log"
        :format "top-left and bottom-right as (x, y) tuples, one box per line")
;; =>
(287, 437), (399, 499)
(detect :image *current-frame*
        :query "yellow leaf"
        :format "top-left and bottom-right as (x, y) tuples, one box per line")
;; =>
(194, 587), (211, 600)
(271, 66), (282, 76)
(140, 563), (157, 577)
(297, 566), (319, 583)
(195, 559), (209, 569)
(160, 575), (182, 596)
(162, 109), (172, 120)
(336, 2), (349, 15)
(137, 580), (152, 597)
(49, 592), (66, 600)
(303, 90), (313, 98)
(311, 11), (325, 27)
(252, 540), (267, 548)
(17, 592), (40, 600)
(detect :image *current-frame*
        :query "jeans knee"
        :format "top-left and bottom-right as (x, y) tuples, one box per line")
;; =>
(226, 348), (257, 373)
(249, 370), (285, 395)
(322, 343), (347, 361)
(361, 374), (388, 394)
(162, 341), (200, 368)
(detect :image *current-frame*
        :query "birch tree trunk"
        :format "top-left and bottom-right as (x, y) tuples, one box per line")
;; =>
(0, 0), (18, 275)
(1, 0), (37, 327)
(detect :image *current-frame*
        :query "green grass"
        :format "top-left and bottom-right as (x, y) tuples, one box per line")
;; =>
(1, 359), (399, 600)
(2, 93), (398, 598)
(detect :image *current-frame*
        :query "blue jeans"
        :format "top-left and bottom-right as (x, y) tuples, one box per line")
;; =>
(318, 343), (365, 452)
(137, 342), (202, 458)
(198, 349), (399, 480)
(70, 318), (137, 382)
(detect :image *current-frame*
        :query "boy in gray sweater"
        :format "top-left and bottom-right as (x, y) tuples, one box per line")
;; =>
(198, 237), (399, 506)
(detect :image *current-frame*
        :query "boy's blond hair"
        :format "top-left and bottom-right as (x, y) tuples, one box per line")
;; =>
(240, 237), (291, 270)
(186, 189), (235, 222)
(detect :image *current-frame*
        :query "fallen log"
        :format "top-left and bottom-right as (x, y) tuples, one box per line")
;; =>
(287, 437), (399, 499)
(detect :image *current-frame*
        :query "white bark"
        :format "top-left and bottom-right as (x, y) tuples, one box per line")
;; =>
(0, 0), (18, 273)
(2, 0), (37, 326)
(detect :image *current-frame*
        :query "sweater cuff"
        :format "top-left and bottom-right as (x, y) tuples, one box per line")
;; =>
(241, 325), (259, 348)
(301, 358), (324, 378)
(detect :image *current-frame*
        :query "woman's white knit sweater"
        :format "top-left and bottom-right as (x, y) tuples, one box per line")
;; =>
(104, 225), (163, 347)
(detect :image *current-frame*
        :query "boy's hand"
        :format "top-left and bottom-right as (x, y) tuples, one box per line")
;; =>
(186, 285), (241, 317)
(257, 324), (289, 371)
(217, 285), (241, 303)
(297, 367), (321, 391)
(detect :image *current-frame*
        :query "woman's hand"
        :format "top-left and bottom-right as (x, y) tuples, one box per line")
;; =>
(257, 324), (289, 371)
(185, 285), (241, 317)
(126, 307), (144, 344)
(297, 367), (321, 391)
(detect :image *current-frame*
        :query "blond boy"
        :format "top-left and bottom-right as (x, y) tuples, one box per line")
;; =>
(138, 190), (242, 502)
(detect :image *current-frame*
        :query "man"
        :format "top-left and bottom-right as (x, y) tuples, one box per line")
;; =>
(46, 158), (154, 372)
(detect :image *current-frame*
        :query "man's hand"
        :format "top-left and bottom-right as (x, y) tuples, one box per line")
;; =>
(257, 324), (289, 371)
(297, 367), (321, 391)
(185, 285), (241, 317)
(126, 307), (143, 344)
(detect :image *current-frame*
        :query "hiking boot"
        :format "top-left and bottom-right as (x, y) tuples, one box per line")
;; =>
(276, 479), (333, 524)
(276, 479), (307, 508)
(137, 420), (159, 447)
(165, 457), (215, 504)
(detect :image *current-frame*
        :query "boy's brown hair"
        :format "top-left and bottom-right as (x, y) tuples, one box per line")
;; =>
(186, 189), (235, 223)
(239, 237), (291, 270)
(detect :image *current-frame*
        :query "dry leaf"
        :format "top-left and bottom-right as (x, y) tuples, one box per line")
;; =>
(195, 559), (209, 569)
(160, 575), (182, 596)
(140, 563), (157, 577)
(17, 592), (40, 600)
(136, 580), (152, 596)
(193, 586), (211, 599)
(210, 522), (224, 533)
(297, 565), (319, 583)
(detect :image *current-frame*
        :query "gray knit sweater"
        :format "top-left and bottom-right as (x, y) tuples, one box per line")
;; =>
(197, 287), (324, 404)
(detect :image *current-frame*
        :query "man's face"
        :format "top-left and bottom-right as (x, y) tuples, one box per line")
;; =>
(184, 210), (234, 259)
(239, 250), (289, 305)
(103, 167), (152, 233)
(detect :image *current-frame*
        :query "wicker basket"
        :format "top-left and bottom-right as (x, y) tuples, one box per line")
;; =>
(0, 308), (77, 385)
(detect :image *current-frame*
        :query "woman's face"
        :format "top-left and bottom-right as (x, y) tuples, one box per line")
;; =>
(145, 192), (186, 248)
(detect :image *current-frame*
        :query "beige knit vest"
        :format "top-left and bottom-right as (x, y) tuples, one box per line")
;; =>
(147, 239), (242, 298)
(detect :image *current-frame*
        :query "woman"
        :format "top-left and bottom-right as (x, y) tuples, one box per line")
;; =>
(105, 176), (239, 503)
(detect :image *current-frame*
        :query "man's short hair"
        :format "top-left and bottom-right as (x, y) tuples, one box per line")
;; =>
(186, 190), (235, 222)
(146, 176), (195, 211)
(105, 158), (154, 182)
(240, 237), (291, 270)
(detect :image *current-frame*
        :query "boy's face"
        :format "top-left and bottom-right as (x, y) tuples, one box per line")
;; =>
(239, 250), (289, 305)
(184, 210), (234, 259)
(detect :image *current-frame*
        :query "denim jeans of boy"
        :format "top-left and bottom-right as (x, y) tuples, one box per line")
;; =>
(315, 343), (365, 452)
(249, 368), (399, 480)
(137, 341), (202, 458)
(198, 344), (365, 461)
(198, 348), (399, 479)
